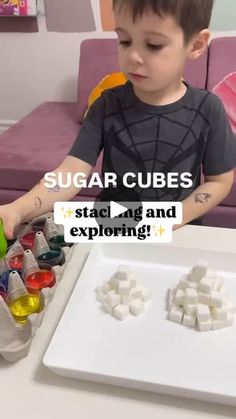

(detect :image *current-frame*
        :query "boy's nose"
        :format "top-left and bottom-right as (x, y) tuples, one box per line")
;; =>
(128, 50), (144, 65)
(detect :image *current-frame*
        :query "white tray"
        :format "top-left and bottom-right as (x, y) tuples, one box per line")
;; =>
(43, 243), (236, 406)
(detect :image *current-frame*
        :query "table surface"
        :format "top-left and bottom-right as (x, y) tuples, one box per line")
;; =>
(1, 225), (236, 419)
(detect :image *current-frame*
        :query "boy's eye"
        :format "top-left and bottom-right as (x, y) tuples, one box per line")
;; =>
(146, 44), (163, 51)
(119, 40), (131, 47)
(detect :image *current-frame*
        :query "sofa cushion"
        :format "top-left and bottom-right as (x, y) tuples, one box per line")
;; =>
(0, 101), (104, 203)
(207, 37), (236, 91)
(220, 170), (236, 207)
(203, 204), (236, 229)
(76, 38), (208, 123)
(0, 102), (79, 191)
(212, 72), (236, 133)
(206, 37), (236, 208)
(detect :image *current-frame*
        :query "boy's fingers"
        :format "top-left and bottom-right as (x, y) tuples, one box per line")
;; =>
(3, 222), (15, 240)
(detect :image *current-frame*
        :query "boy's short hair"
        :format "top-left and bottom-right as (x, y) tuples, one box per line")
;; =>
(113, 0), (214, 43)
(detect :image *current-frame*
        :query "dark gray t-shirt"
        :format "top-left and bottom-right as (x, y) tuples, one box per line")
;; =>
(69, 81), (236, 202)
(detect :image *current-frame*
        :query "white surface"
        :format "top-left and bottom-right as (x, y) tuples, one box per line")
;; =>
(1, 226), (236, 419)
(43, 242), (236, 406)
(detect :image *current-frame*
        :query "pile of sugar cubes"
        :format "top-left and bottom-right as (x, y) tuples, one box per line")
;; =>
(96, 265), (152, 320)
(168, 260), (236, 331)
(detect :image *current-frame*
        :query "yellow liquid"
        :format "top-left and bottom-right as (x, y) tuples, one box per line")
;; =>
(9, 294), (42, 324)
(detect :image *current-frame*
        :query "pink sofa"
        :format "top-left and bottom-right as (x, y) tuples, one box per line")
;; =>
(0, 37), (235, 228)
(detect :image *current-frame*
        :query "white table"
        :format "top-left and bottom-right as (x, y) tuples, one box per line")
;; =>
(1, 226), (236, 419)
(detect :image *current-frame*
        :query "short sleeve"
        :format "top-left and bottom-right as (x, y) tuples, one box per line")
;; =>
(68, 95), (105, 166)
(202, 94), (236, 176)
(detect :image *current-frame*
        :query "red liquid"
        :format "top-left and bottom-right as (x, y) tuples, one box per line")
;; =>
(25, 270), (56, 291)
(0, 291), (6, 300)
(9, 254), (24, 270)
(20, 231), (37, 250)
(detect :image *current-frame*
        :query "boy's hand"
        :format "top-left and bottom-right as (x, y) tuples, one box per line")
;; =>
(0, 204), (22, 240)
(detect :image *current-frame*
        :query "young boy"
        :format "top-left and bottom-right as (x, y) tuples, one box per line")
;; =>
(0, 0), (236, 238)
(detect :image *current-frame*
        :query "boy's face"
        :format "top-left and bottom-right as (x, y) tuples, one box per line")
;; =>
(114, 7), (192, 94)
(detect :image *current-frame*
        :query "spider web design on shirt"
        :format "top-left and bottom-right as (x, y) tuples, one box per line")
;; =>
(102, 93), (210, 202)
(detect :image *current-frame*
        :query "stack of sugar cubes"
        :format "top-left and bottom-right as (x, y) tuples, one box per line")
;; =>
(96, 265), (152, 321)
(168, 260), (236, 331)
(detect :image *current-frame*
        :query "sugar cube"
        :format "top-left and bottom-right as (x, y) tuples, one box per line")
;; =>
(130, 286), (142, 299)
(140, 286), (152, 302)
(196, 304), (211, 322)
(108, 275), (119, 291)
(121, 294), (131, 305)
(198, 292), (210, 305)
(169, 305), (184, 324)
(211, 306), (227, 321)
(118, 280), (131, 295)
(177, 275), (189, 290)
(199, 277), (214, 294)
(210, 291), (224, 308)
(185, 288), (198, 305)
(106, 291), (121, 308)
(127, 273), (137, 288)
(167, 288), (176, 310)
(188, 281), (198, 290)
(129, 299), (144, 316)
(175, 289), (185, 306)
(212, 313), (234, 330)
(115, 265), (130, 281)
(184, 303), (197, 315)
(183, 313), (196, 327)
(191, 260), (208, 282)
(113, 304), (129, 321)
(198, 319), (212, 331)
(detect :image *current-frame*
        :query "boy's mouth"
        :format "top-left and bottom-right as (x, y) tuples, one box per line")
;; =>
(129, 73), (148, 80)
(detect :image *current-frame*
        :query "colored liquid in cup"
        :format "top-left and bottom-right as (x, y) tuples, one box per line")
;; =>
(20, 231), (37, 250)
(49, 235), (67, 249)
(31, 220), (46, 232)
(9, 254), (24, 271)
(0, 269), (22, 292)
(8, 293), (42, 324)
(37, 249), (65, 267)
(25, 269), (56, 291)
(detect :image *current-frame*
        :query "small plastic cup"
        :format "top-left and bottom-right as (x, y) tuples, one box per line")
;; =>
(37, 246), (65, 267)
(7, 288), (44, 324)
(20, 230), (37, 250)
(0, 269), (21, 293)
(9, 254), (24, 271)
(31, 219), (46, 232)
(25, 269), (56, 292)
(48, 234), (67, 249)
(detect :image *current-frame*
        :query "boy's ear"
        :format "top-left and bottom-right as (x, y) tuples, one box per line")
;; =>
(187, 29), (211, 60)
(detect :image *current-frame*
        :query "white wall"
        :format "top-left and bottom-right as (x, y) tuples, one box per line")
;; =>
(0, 0), (115, 127)
(0, 0), (235, 128)
(211, 0), (236, 31)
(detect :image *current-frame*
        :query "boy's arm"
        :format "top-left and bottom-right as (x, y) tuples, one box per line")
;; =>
(16, 156), (92, 221)
(174, 170), (234, 229)
(0, 156), (92, 237)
